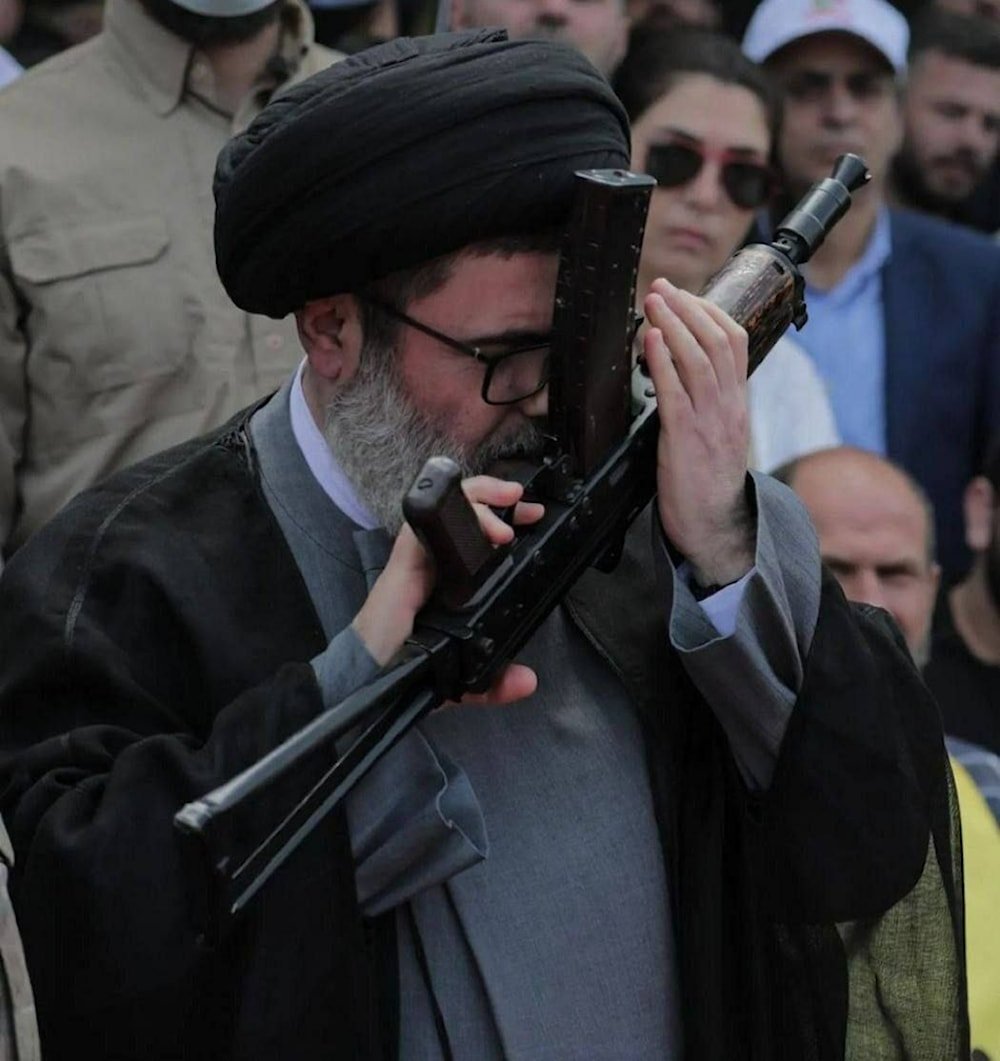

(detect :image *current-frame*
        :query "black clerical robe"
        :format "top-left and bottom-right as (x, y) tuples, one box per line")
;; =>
(0, 407), (968, 1059)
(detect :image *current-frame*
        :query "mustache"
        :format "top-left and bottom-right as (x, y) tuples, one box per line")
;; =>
(464, 419), (549, 475)
(929, 149), (985, 178)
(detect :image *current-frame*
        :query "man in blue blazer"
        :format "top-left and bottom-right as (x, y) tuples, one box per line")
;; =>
(744, 0), (1000, 579)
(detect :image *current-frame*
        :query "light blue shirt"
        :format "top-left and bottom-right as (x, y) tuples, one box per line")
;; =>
(794, 209), (892, 455)
(0, 48), (21, 91)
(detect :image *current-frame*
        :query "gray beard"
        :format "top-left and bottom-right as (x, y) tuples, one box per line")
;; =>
(323, 342), (546, 534)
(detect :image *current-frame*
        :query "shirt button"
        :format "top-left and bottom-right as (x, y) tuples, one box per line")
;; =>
(266, 333), (284, 351)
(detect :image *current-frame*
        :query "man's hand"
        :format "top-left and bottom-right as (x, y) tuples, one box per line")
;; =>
(642, 278), (755, 588)
(352, 476), (543, 703)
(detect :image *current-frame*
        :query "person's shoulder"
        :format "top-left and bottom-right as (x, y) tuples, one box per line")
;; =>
(0, 33), (113, 124)
(6, 414), (257, 591)
(0, 33), (107, 95)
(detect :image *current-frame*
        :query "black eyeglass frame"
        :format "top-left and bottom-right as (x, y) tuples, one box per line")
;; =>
(357, 293), (553, 406)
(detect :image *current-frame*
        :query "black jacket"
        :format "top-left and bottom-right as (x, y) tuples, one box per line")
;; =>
(0, 409), (968, 1059)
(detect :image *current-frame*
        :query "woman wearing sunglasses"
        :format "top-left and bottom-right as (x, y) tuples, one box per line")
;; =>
(615, 27), (840, 472)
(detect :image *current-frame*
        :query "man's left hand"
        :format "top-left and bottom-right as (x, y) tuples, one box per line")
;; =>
(642, 278), (755, 588)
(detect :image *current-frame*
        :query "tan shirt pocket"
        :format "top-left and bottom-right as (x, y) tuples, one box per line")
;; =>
(10, 214), (188, 395)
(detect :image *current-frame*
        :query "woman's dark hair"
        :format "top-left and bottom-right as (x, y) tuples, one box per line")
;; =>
(612, 26), (782, 144)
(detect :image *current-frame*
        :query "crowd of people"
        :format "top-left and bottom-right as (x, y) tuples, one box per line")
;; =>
(0, 0), (997, 1056)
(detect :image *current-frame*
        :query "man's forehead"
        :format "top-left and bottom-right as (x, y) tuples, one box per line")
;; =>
(770, 31), (897, 72)
(912, 49), (1000, 99)
(412, 249), (560, 323)
(800, 463), (932, 558)
(815, 505), (932, 574)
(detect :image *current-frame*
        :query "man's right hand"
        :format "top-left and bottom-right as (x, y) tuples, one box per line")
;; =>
(351, 476), (543, 704)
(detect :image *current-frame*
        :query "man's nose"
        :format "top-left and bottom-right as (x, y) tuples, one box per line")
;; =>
(518, 382), (548, 419)
(536, 0), (570, 25)
(821, 82), (861, 127)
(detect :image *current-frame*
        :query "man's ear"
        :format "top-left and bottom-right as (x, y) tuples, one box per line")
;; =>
(963, 476), (995, 552)
(295, 294), (365, 389)
(928, 560), (942, 598)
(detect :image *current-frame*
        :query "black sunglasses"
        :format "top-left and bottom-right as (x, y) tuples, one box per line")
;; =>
(643, 140), (775, 210)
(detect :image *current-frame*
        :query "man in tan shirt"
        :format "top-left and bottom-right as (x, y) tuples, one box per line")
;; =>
(0, 0), (339, 555)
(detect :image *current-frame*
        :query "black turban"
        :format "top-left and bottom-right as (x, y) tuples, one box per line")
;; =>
(213, 29), (630, 318)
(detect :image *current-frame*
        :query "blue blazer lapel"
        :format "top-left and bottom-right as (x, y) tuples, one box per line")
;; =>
(880, 213), (929, 466)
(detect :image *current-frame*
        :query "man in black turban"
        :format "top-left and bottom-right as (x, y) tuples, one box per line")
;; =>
(0, 28), (966, 1061)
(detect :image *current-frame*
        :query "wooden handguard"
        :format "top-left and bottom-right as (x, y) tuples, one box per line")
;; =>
(700, 244), (803, 376)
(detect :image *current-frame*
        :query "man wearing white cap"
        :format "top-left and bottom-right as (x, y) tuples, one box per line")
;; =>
(0, 0), (339, 558)
(744, 0), (1000, 582)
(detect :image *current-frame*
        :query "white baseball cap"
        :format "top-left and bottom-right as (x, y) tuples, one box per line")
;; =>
(169, 0), (278, 15)
(743, 0), (909, 74)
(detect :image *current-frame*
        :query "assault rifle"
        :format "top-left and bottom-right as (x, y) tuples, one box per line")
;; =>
(175, 154), (871, 939)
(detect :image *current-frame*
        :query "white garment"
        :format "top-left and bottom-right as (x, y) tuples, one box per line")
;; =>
(747, 335), (840, 473)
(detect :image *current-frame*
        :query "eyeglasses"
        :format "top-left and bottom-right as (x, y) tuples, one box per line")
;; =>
(781, 69), (895, 106)
(358, 294), (552, 406)
(643, 139), (775, 210)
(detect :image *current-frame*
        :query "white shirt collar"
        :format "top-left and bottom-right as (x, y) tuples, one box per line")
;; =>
(289, 361), (378, 530)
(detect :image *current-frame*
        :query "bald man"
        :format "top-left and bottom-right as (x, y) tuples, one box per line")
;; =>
(779, 446), (941, 663)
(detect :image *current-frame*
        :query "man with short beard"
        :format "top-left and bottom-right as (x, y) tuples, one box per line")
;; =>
(0, 0), (340, 559)
(925, 442), (1000, 759)
(889, 8), (1000, 233)
(0, 31), (967, 1061)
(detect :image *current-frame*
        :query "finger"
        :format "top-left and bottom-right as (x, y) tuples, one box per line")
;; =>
(644, 290), (719, 409)
(461, 475), (524, 508)
(390, 522), (434, 576)
(471, 503), (543, 541)
(459, 663), (538, 706)
(511, 499), (545, 526)
(653, 281), (740, 394)
(696, 297), (749, 383)
(471, 501), (517, 545)
(643, 326), (694, 432)
(468, 498), (544, 545)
